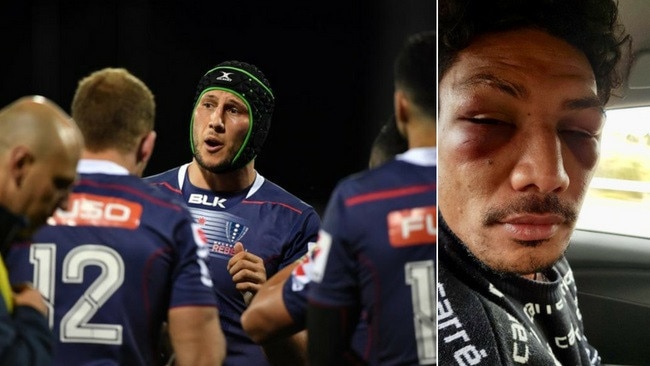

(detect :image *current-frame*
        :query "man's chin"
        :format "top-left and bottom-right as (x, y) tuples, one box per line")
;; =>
(474, 240), (562, 274)
(195, 153), (231, 174)
(494, 253), (562, 276)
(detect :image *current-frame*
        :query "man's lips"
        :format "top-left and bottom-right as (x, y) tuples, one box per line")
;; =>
(204, 137), (223, 153)
(499, 214), (565, 241)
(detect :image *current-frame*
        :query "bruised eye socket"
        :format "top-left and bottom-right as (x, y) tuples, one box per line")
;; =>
(558, 113), (604, 140)
(561, 129), (599, 139)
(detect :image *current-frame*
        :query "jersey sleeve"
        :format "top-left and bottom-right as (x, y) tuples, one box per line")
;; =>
(282, 242), (319, 327)
(169, 209), (218, 308)
(308, 186), (359, 307)
(0, 303), (53, 366)
(280, 207), (320, 270)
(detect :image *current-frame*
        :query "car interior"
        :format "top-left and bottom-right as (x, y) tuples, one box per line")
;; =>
(565, 1), (650, 364)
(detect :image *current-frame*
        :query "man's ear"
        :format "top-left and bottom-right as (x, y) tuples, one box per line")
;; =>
(137, 131), (157, 165)
(8, 146), (34, 188)
(394, 89), (409, 136)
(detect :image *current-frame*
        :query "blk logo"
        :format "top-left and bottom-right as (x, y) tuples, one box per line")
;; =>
(188, 194), (226, 208)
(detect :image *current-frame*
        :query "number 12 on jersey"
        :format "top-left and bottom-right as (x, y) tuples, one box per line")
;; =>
(30, 243), (125, 345)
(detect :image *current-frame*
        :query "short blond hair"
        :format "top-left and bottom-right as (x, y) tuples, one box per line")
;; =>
(71, 68), (155, 153)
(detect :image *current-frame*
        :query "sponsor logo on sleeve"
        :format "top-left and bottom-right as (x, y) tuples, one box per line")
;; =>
(48, 193), (142, 229)
(291, 242), (319, 291)
(310, 231), (331, 283)
(387, 205), (436, 247)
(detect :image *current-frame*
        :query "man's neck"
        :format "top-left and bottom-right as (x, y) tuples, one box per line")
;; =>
(188, 160), (257, 193)
(82, 150), (136, 175)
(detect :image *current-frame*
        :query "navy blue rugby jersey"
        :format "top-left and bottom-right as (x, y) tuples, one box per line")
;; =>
(283, 242), (370, 360)
(309, 148), (437, 365)
(6, 160), (217, 366)
(145, 164), (320, 366)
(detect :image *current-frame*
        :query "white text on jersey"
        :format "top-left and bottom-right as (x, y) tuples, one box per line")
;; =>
(188, 194), (227, 208)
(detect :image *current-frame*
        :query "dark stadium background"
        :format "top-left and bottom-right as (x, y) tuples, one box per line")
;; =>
(0, 0), (434, 212)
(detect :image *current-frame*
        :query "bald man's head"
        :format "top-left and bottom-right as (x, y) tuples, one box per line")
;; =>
(0, 95), (84, 237)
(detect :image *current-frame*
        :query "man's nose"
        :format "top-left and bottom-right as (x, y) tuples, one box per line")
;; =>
(208, 108), (225, 131)
(510, 130), (570, 193)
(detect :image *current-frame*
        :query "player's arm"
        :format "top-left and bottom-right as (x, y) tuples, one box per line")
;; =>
(241, 261), (308, 365)
(0, 284), (52, 366)
(241, 261), (301, 342)
(259, 330), (307, 366)
(167, 306), (225, 366)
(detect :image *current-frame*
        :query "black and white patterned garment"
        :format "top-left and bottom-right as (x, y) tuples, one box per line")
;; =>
(438, 217), (601, 365)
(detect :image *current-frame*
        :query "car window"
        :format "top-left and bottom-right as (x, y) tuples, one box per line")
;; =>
(576, 106), (650, 238)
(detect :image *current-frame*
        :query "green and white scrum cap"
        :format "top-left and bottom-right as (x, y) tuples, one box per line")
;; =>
(190, 60), (275, 172)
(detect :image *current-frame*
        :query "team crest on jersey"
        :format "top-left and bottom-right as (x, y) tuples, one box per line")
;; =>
(224, 221), (248, 243)
(190, 210), (250, 259)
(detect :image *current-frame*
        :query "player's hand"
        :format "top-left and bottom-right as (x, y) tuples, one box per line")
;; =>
(227, 242), (267, 305)
(13, 282), (48, 316)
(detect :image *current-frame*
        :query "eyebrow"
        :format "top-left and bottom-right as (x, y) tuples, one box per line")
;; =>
(459, 73), (604, 114)
(563, 96), (605, 114)
(202, 93), (246, 107)
(459, 73), (528, 99)
(200, 94), (217, 102)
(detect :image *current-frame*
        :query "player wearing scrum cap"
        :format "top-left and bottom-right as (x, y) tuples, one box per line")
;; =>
(146, 61), (320, 366)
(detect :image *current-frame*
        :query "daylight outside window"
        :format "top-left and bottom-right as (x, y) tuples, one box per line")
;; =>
(576, 106), (650, 238)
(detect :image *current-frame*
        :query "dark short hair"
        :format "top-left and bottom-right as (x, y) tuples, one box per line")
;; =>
(369, 114), (408, 168)
(439, 0), (630, 104)
(394, 30), (436, 118)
